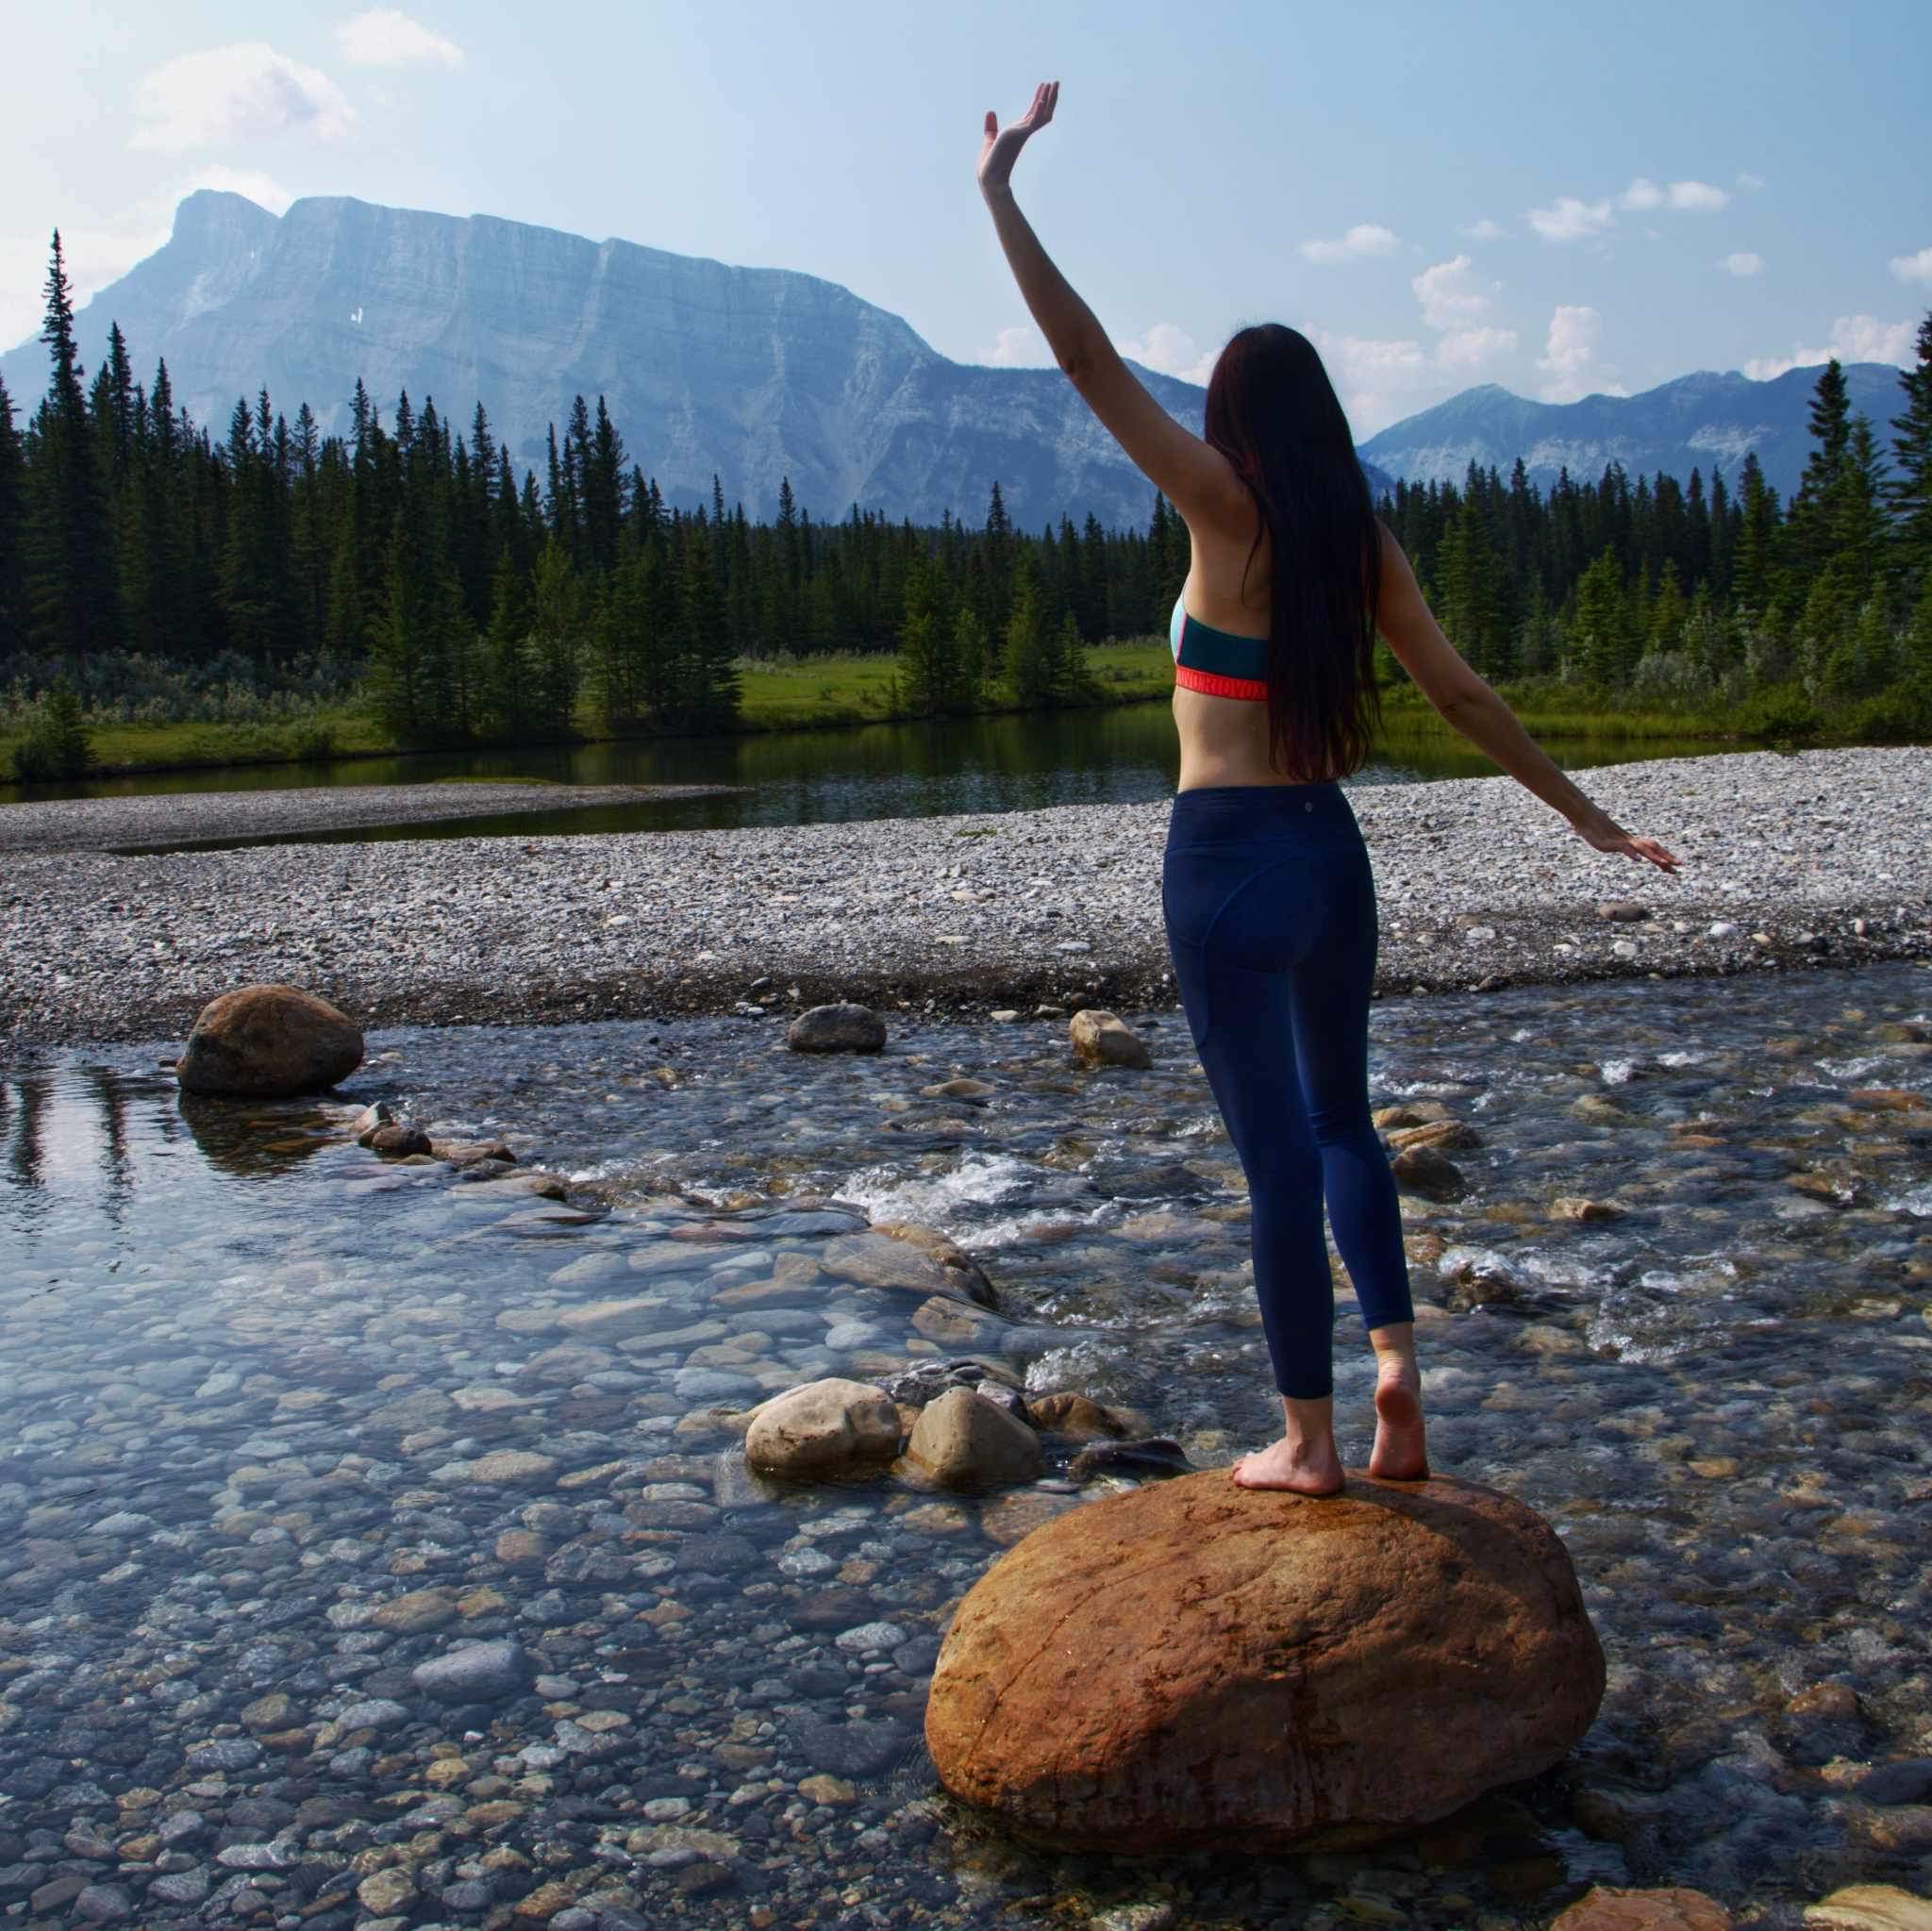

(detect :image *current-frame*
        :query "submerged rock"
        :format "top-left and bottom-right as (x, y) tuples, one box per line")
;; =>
(905, 1388), (1043, 1489)
(926, 1470), (1604, 1853)
(1070, 1008), (1152, 1070)
(787, 1002), (887, 1053)
(744, 1378), (903, 1477)
(1552, 1889), (1734, 1931)
(1805, 1888), (1932, 1931)
(410, 1639), (533, 1704)
(1067, 1437), (1192, 1482)
(175, 983), (363, 1097)
(1390, 1143), (1467, 1201)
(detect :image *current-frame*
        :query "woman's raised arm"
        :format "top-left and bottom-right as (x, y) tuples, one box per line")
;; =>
(977, 82), (1249, 535)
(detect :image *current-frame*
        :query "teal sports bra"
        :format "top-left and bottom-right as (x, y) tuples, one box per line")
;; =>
(1169, 595), (1269, 700)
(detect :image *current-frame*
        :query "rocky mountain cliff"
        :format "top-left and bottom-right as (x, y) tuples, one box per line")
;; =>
(1358, 364), (1906, 501)
(1, 191), (1228, 530)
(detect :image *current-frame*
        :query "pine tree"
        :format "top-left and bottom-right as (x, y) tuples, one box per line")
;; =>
(1002, 555), (1047, 702)
(1789, 358), (1853, 575)
(1732, 455), (1779, 613)
(26, 232), (115, 659)
(1568, 547), (1633, 688)
(1888, 310), (1932, 579)
(525, 538), (582, 735)
(0, 372), (24, 655)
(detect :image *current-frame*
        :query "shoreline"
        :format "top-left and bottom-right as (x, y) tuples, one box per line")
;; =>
(5, 746), (1928, 1049)
(0, 777), (742, 856)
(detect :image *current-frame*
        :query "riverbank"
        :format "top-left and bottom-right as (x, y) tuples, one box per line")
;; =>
(4, 746), (1928, 1047)
(0, 778), (741, 856)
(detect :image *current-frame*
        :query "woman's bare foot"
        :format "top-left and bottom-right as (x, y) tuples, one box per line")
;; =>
(1368, 1344), (1429, 1482)
(1231, 1394), (1345, 1496)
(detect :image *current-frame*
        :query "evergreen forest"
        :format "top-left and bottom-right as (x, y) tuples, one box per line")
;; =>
(3, 234), (1930, 781)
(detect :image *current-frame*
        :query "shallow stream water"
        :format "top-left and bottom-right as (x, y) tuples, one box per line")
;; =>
(3, 962), (1929, 1928)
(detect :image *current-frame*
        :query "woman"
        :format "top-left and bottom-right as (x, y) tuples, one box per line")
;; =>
(978, 82), (1679, 1497)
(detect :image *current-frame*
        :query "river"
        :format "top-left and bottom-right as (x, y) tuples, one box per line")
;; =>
(3, 961), (1928, 1925)
(0, 702), (1732, 841)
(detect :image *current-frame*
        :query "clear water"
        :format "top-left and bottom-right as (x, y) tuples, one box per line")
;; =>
(3, 962), (1928, 1926)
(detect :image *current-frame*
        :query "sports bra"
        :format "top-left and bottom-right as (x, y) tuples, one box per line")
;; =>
(1169, 595), (1269, 701)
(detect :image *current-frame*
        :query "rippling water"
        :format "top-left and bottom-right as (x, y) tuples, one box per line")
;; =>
(3, 962), (1929, 1926)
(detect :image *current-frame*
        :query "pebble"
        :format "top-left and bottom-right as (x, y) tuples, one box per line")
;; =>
(6, 748), (1928, 1042)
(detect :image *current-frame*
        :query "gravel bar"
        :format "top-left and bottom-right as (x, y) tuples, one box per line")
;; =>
(0, 777), (741, 854)
(4, 747), (1929, 1047)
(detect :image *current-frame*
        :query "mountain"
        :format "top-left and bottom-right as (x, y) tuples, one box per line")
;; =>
(1, 191), (1245, 531)
(1359, 364), (1907, 502)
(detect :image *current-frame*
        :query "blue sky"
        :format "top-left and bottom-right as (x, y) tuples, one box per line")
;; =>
(6, 0), (1929, 436)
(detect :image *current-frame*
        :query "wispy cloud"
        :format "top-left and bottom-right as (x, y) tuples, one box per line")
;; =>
(1623, 176), (1728, 213)
(981, 325), (1050, 368)
(337, 8), (465, 68)
(1119, 322), (1219, 386)
(1890, 246), (1932, 286)
(1720, 251), (1765, 276)
(1411, 255), (1499, 330)
(1299, 224), (1401, 265)
(1744, 314), (1915, 381)
(130, 43), (354, 154)
(1437, 326), (1519, 369)
(1530, 175), (1729, 243)
(1737, 171), (1766, 192)
(1536, 305), (1623, 402)
(1526, 196), (1614, 244)
(1457, 218), (1507, 242)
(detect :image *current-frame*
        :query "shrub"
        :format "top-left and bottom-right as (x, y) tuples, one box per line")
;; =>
(286, 721), (340, 762)
(1731, 681), (1821, 747)
(9, 686), (95, 783)
(1840, 674), (1932, 747)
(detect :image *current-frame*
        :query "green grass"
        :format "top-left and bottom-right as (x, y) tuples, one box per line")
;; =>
(1375, 682), (1724, 741)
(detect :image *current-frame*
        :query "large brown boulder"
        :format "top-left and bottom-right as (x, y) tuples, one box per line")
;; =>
(925, 1469), (1604, 1853)
(176, 984), (364, 1097)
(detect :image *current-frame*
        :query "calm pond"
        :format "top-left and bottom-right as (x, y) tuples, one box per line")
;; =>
(2, 702), (1733, 841)
(4, 961), (1929, 1926)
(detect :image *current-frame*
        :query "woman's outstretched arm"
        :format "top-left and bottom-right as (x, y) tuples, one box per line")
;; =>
(1375, 526), (1680, 873)
(977, 82), (1248, 532)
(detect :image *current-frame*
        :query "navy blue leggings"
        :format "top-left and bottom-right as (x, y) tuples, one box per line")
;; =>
(1161, 782), (1414, 1399)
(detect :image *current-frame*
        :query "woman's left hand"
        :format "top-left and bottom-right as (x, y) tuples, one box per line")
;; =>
(977, 80), (1058, 194)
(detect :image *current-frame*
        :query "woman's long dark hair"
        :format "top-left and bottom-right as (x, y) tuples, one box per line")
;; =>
(1202, 325), (1382, 780)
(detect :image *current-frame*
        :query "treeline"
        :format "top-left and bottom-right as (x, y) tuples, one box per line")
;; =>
(0, 237), (1180, 749)
(1381, 325), (1932, 722)
(3, 225), (1929, 759)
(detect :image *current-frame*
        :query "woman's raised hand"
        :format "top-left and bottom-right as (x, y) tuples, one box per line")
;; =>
(977, 81), (1059, 193)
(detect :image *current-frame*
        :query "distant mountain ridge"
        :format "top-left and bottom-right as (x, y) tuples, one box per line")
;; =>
(0, 190), (1900, 522)
(0, 191), (1232, 531)
(1358, 364), (1907, 502)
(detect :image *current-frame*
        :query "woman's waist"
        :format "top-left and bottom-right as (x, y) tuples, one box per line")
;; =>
(1166, 778), (1363, 847)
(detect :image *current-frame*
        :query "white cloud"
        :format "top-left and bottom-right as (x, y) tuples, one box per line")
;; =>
(0, 169), (295, 350)
(1737, 171), (1766, 192)
(337, 8), (464, 67)
(1533, 176), (1729, 244)
(1667, 179), (1728, 212)
(1890, 246), (1932, 286)
(1458, 217), (1507, 242)
(982, 325), (1050, 368)
(1720, 251), (1765, 276)
(1744, 314), (1915, 381)
(1437, 325), (1519, 368)
(130, 42), (354, 154)
(1411, 254), (1499, 329)
(1119, 322), (1218, 386)
(1299, 223), (1401, 265)
(1536, 304), (1622, 402)
(1526, 195), (1615, 243)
